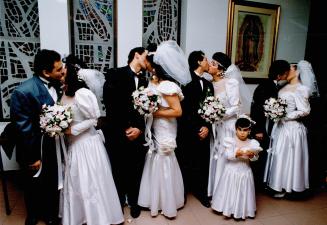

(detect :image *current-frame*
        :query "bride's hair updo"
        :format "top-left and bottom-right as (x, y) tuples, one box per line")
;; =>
(64, 54), (88, 97)
(146, 43), (177, 83)
(212, 52), (231, 71)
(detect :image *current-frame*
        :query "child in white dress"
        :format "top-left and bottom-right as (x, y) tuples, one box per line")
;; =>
(211, 115), (262, 219)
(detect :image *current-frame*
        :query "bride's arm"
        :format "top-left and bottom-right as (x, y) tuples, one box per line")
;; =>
(153, 94), (182, 118)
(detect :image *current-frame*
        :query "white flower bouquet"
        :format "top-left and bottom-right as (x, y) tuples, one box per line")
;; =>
(198, 96), (226, 124)
(132, 86), (161, 116)
(40, 103), (73, 137)
(264, 97), (287, 122)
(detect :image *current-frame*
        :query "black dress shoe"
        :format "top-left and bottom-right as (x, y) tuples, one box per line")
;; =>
(25, 217), (38, 225)
(45, 218), (60, 225)
(199, 197), (211, 208)
(130, 206), (141, 218)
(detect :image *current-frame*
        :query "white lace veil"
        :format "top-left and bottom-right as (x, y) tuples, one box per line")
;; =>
(77, 68), (106, 116)
(153, 40), (191, 85)
(225, 64), (252, 114)
(297, 60), (320, 97)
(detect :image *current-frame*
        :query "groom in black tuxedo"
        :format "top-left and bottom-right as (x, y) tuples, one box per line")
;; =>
(103, 47), (148, 218)
(10, 49), (65, 225)
(250, 59), (290, 191)
(177, 50), (214, 208)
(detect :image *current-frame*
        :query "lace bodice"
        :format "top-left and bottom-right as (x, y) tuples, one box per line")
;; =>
(152, 81), (183, 151)
(278, 83), (310, 120)
(212, 78), (240, 118)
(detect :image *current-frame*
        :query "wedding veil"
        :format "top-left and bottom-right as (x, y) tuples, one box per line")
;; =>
(225, 64), (252, 114)
(297, 60), (320, 97)
(153, 40), (191, 85)
(77, 68), (106, 116)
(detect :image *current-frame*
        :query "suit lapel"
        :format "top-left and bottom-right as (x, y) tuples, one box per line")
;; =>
(33, 76), (55, 106)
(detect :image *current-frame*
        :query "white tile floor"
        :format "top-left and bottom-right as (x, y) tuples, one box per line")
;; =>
(1, 177), (327, 225)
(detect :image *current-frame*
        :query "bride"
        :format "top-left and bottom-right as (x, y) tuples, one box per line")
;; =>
(60, 55), (124, 225)
(138, 40), (191, 218)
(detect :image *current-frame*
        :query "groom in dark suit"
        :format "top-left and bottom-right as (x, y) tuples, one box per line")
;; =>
(250, 59), (290, 191)
(10, 49), (65, 225)
(103, 47), (148, 218)
(177, 50), (214, 208)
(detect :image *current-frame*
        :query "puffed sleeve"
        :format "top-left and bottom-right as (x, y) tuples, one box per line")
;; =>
(285, 85), (311, 120)
(70, 88), (101, 136)
(222, 137), (237, 160)
(224, 78), (240, 118)
(157, 80), (184, 101)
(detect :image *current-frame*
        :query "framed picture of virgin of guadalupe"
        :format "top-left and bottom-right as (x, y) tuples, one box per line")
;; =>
(226, 0), (280, 83)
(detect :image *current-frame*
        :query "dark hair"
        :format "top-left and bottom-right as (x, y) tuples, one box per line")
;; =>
(127, 47), (146, 64)
(64, 55), (88, 97)
(188, 50), (205, 71)
(63, 54), (88, 69)
(212, 52), (231, 71)
(34, 49), (61, 76)
(235, 117), (252, 129)
(268, 60), (290, 80)
(146, 43), (157, 68)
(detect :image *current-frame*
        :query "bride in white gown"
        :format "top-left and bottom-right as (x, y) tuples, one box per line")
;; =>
(264, 60), (318, 195)
(138, 41), (191, 218)
(60, 58), (124, 225)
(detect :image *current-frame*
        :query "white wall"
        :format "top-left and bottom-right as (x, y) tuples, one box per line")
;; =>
(116, 0), (143, 66)
(181, 0), (310, 62)
(37, 0), (71, 57)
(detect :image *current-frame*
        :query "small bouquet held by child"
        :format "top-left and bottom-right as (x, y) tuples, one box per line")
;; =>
(40, 103), (73, 137)
(263, 97), (287, 122)
(198, 95), (226, 124)
(132, 86), (161, 116)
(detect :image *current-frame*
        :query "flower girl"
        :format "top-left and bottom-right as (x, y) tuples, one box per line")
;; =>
(211, 115), (262, 219)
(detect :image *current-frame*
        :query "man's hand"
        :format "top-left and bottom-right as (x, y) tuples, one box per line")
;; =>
(125, 127), (141, 141)
(255, 133), (264, 141)
(198, 126), (209, 140)
(29, 160), (41, 171)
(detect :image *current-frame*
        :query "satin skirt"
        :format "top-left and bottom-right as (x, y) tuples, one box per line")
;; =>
(138, 150), (184, 218)
(61, 130), (124, 225)
(264, 121), (309, 192)
(211, 160), (256, 219)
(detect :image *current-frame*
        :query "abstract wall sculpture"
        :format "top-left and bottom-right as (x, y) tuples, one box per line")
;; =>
(72, 0), (115, 73)
(0, 0), (40, 120)
(143, 0), (180, 47)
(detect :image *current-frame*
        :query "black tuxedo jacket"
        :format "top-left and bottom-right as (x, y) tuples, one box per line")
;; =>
(250, 79), (279, 136)
(180, 70), (214, 134)
(103, 66), (148, 140)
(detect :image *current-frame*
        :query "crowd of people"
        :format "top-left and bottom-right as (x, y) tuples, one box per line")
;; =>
(9, 40), (318, 225)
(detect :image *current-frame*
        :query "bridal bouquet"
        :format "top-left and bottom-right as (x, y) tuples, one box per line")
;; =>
(198, 96), (226, 124)
(263, 97), (287, 122)
(132, 86), (161, 116)
(40, 103), (73, 137)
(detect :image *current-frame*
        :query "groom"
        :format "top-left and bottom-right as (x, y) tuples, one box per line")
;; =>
(103, 47), (148, 218)
(10, 49), (65, 225)
(177, 50), (214, 208)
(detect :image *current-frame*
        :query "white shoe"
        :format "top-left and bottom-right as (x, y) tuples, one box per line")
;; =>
(273, 192), (286, 198)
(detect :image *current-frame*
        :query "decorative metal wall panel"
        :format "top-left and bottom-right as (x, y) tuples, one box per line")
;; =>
(143, 0), (180, 47)
(72, 0), (115, 72)
(0, 0), (40, 120)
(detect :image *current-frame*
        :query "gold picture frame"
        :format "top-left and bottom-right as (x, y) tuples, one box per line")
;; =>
(227, 0), (281, 83)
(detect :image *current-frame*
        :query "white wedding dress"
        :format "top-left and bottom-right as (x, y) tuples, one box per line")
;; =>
(60, 88), (124, 225)
(208, 78), (240, 196)
(264, 83), (310, 192)
(211, 137), (262, 219)
(138, 81), (184, 218)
